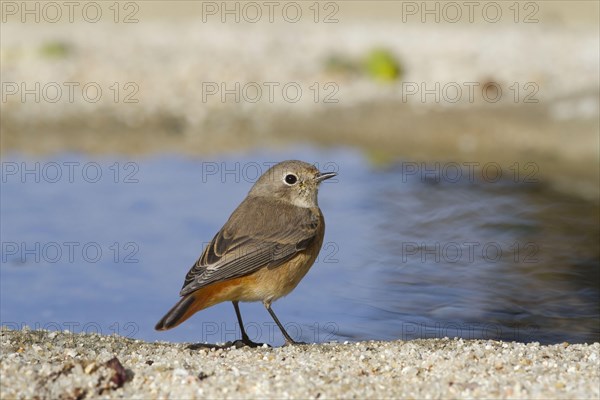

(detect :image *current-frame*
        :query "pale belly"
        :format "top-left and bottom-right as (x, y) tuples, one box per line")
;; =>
(231, 250), (319, 304)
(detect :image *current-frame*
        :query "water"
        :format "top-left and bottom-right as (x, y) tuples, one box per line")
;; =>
(1, 148), (598, 346)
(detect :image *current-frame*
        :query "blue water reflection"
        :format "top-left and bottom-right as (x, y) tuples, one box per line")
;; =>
(1, 148), (598, 346)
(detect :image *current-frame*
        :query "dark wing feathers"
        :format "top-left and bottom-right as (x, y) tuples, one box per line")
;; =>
(179, 196), (320, 297)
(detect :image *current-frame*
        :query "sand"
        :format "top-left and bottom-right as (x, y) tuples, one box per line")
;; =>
(1, 328), (598, 399)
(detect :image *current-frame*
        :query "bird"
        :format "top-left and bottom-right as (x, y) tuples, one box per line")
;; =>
(155, 160), (336, 346)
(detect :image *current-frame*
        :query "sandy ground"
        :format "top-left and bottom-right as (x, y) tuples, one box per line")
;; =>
(1, 328), (599, 399)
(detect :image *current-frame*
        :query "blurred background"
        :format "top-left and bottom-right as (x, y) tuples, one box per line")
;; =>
(1, 1), (598, 346)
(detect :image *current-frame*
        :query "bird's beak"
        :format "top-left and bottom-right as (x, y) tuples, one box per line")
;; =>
(315, 171), (337, 183)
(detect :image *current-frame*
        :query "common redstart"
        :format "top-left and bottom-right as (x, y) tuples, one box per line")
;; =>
(155, 160), (336, 346)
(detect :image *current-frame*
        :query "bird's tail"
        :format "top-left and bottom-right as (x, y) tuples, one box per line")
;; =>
(155, 293), (201, 331)
(155, 279), (240, 330)
(155, 277), (249, 331)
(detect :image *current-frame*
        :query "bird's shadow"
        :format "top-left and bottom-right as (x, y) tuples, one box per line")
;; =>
(187, 340), (272, 350)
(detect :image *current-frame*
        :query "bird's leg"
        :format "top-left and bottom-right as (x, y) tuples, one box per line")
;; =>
(264, 301), (308, 346)
(230, 301), (266, 348)
(233, 301), (252, 343)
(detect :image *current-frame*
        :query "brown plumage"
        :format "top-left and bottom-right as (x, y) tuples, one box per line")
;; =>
(155, 160), (335, 346)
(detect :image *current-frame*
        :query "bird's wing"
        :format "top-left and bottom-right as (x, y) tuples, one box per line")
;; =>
(179, 197), (321, 297)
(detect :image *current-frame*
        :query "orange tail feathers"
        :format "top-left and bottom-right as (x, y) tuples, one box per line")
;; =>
(155, 293), (201, 331)
(155, 277), (248, 331)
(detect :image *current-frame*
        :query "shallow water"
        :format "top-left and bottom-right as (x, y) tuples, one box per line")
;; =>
(1, 148), (598, 346)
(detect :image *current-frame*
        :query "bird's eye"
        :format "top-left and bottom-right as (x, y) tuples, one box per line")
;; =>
(284, 174), (298, 185)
